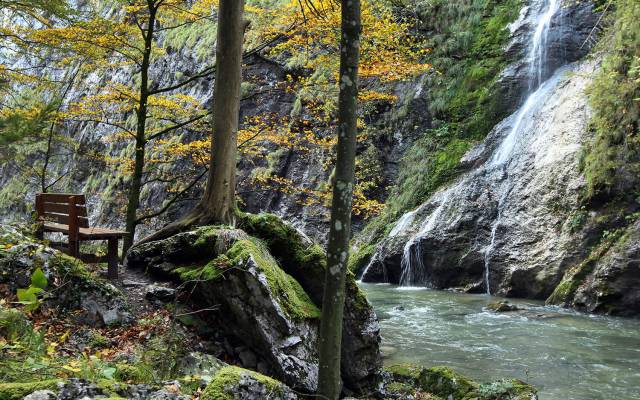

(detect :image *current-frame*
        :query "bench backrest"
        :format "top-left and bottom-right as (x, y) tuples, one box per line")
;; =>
(35, 193), (90, 228)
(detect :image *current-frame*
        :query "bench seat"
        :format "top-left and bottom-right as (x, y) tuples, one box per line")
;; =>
(43, 222), (128, 239)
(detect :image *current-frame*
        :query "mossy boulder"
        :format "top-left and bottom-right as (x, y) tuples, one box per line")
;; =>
(0, 225), (132, 326)
(239, 213), (382, 391)
(547, 220), (640, 316)
(384, 364), (537, 400)
(132, 228), (320, 391)
(0, 380), (60, 400)
(478, 379), (538, 400)
(421, 366), (479, 399)
(201, 366), (296, 400)
(486, 301), (520, 313)
(128, 213), (382, 394)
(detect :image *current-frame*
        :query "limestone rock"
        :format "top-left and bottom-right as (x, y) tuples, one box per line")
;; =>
(127, 215), (383, 394)
(547, 219), (640, 316)
(201, 366), (297, 400)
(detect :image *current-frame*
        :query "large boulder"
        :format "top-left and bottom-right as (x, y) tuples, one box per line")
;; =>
(547, 219), (640, 316)
(0, 225), (132, 326)
(238, 213), (382, 392)
(385, 364), (538, 400)
(127, 214), (382, 394)
(201, 366), (298, 400)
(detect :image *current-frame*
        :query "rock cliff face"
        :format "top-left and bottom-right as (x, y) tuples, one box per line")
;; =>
(362, 0), (618, 303)
(364, 59), (597, 298)
(547, 220), (640, 316)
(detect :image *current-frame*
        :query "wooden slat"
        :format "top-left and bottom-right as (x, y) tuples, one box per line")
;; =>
(38, 193), (86, 204)
(78, 226), (128, 239)
(43, 222), (70, 234)
(41, 212), (89, 227)
(42, 202), (87, 217)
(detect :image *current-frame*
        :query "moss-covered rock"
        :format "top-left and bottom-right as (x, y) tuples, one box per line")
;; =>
(486, 301), (520, 313)
(0, 225), (132, 327)
(182, 238), (320, 320)
(421, 366), (479, 399)
(239, 213), (382, 391)
(478, 379), (538, 400)
(129, 214), (382, 394)
(0, 380), (60, 400)
(113, 363), (154, 384)
(137, 227), (320, 391)
(384, 364), (537, 400)
(201, 366), (296, 400)
(547, 220), (640, 316)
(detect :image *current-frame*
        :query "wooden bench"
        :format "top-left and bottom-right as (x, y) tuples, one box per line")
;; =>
(35, 193), (127, 279)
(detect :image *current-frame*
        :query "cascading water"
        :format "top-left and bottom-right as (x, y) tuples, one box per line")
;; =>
(399, 191), (451, 286)
(396, 0), (564, 290)
(529, 0), (560, 90)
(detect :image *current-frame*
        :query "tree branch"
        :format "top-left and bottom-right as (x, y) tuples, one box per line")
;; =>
(135, 168), (208, 224)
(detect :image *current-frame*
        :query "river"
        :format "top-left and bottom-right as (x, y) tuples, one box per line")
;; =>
(361, 283), (640, 399)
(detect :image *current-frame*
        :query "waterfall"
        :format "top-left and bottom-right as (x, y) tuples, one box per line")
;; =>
(399, 191), (451, 286)
(396, 0), (564, 289)
(529, 0), (560, 90)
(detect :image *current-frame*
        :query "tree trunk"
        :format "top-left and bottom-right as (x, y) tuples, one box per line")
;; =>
(123, 4), (156, 254)
(132, 0), (245, 247)
(317, 0), (361, 399)
(198, 0), (244, 225)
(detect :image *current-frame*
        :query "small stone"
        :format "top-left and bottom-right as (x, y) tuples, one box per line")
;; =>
(486, 301), (520, 313)
(22, 390), (56, 400)
(145, 285), (176, 302)
(122, 279), (145, 287)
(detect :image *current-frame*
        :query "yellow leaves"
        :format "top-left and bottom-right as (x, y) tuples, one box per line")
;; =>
(358, 90), (398, 103)
(259, 0), (430, 83)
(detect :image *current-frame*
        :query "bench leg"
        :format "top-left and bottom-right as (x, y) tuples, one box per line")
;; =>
(107, 238), (119, 280)
(69, 240), (79, 258)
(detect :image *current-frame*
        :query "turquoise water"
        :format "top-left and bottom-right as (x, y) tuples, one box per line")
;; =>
(361, 283), (640, 399)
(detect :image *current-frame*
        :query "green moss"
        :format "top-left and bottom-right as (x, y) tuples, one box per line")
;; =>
(385, 363), (425, 382)
(114, 363), (154, 384)
(582, 0), (640, 203)
(229, 239), (321, 320)
(0, 380), (60, 400)
(420, 366), (479, 399)
(0, 308), (30, 342)
(182, 236), (320, 321)
(201, 366), (285, 400)
(348, 243), (375, 275)
(239, 212), (372, 315)
(546, 228), (625, 305)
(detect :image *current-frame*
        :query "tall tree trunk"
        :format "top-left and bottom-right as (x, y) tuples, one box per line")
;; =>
(317, 0), (361, 398)
(123, 3), (156, 254)
(132, 0), (245, 247)
(198, 0), (244, 225)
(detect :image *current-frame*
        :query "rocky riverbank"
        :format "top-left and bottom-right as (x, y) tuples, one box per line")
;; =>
(1, 221), (542, 399)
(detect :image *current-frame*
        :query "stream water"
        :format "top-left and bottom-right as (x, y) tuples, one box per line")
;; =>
(362, 283), (640, 399)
